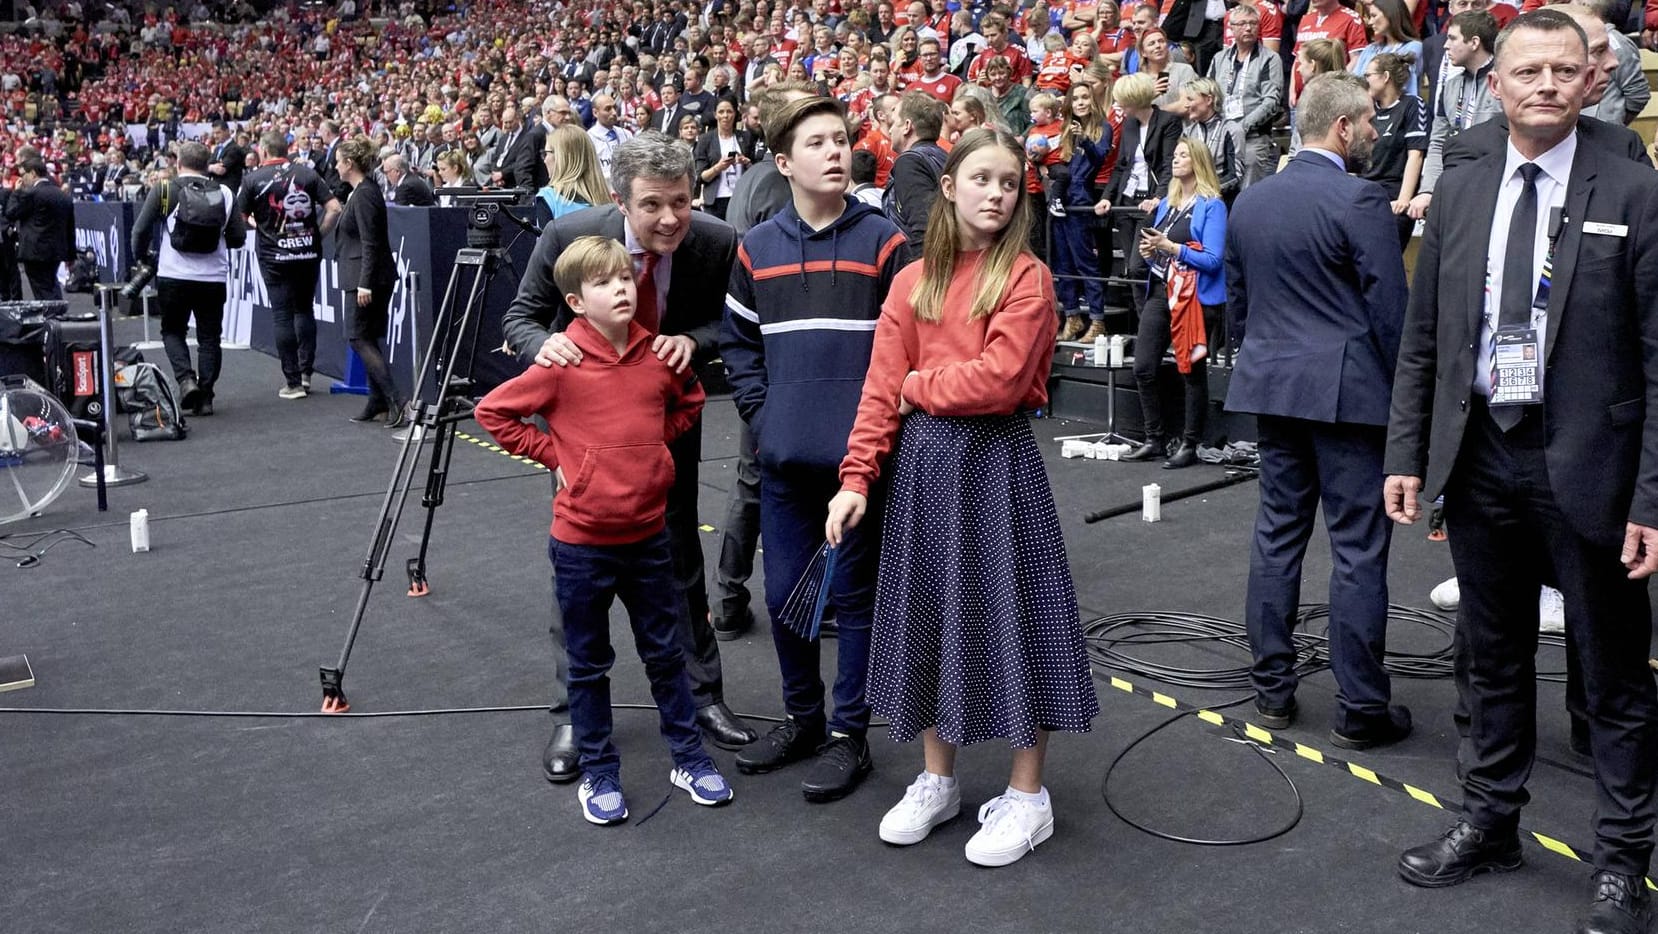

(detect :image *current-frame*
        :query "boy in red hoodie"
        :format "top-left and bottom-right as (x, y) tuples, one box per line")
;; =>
(473, 235), (733, 826)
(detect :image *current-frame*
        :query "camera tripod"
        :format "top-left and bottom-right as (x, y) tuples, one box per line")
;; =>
(319, 244), (510, 714)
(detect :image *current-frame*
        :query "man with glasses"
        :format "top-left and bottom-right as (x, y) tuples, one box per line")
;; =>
(907, 37), (962, 103)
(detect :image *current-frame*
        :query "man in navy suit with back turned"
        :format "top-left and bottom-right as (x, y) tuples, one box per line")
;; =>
(1224, 72), (1412, 750)
(501, 132), (757, 785)
(1386, 12), (1658, 932)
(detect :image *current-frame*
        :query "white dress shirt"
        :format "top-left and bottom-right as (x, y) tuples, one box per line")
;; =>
(1475, 131), (1575, 397)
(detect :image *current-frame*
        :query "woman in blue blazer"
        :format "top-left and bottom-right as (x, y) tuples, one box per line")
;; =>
(1123, 137), (1228, 469)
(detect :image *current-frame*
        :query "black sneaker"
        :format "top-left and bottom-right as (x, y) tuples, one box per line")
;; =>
(801, 733), (872, 803)
(735, 717), (824, 775)
(1331, 705), (1413, 751)
(711, 608), (754, 642)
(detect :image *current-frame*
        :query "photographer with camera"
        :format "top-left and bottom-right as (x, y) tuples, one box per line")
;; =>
(130, 141), (248, 417)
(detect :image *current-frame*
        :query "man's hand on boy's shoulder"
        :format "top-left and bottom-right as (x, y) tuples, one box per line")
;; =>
(535, 333), (583, 368)
(654, 334), (695, 373)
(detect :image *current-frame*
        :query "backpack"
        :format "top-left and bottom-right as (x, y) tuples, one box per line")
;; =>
(167, 178), (227, 254)
(113, 350), (187, 441)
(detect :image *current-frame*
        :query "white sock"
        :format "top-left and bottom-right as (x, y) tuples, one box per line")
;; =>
(1004, 785), (1049, 806)
(926, 771), (956, 788)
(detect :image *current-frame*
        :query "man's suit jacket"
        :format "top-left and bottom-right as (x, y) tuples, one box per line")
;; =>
(500, 204), (738, 367)
(1224, 152), (1407, 427)
(5, 178), (75, 263)
(211, 140), (247, 197)
(502, 121), (549, 191)
(1444, 114), (1652, 173)
(648, 103), (686, 135)
(336, 180), (394, 293)
(692, 128), (758, 201)
(1385, 136), (1658, 547)
(390, 174), (436, 206)
(1104, 109), (1183, 202)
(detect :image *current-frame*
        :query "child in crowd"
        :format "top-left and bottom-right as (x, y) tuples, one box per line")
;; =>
(826, 128), (1099, 867)
(1051, 81), (1111, 343)
(1023, 91), (1065, 248)
(473, 235), (732, 827)
(722, 96), (908, 803)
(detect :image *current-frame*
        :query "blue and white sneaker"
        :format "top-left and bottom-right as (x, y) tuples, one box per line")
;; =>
(669, 764), (734, 806)
(578, 774), (628, 825)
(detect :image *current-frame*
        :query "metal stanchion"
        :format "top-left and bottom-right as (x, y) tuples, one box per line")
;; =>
(135, 286), (163, 351)
(78, 284), (147, 489)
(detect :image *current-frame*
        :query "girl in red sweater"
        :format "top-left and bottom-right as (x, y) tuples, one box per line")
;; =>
(825, 129), (1099, 868)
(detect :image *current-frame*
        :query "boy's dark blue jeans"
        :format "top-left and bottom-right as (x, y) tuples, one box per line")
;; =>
(550, 530), (712, 780)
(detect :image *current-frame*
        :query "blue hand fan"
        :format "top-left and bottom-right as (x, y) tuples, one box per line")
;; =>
(776, 542), (838, 641)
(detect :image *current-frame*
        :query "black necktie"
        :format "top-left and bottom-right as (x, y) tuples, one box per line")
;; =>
(1492, 162), (1542, 429)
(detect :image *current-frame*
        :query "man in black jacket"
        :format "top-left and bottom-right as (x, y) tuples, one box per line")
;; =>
(206, 120), (246, 200)
(882, 91), (948, 265)
(380, 153), (435, 206)
(6, 156), (74, 301)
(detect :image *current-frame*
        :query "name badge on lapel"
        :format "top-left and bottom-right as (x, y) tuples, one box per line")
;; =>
(1583, 221), (1628, 237)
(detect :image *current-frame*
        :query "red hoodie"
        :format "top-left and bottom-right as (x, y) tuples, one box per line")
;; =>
(473, 317), (705, 546)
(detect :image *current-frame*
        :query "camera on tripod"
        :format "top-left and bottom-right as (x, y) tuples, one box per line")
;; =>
(437, 188), (529, 250)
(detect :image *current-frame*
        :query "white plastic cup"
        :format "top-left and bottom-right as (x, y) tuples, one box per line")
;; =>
(130, 508), (150, 552)
(1142, 484), (1162, 522)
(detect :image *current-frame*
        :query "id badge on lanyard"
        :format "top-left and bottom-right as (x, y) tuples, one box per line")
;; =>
(1490, 208), (1562, 407)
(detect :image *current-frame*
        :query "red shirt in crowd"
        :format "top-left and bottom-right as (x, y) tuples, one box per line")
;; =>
(968, 42), (1033, 83)
(908, 69), (963, 102)
(855, 123), (897, 187)
(1222, 0), (1283, 46)
(1293, 5), (1367, 55)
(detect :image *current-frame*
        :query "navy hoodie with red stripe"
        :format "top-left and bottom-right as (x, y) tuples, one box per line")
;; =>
(473, 316), (705, 546)
(721, 195), (907, 473)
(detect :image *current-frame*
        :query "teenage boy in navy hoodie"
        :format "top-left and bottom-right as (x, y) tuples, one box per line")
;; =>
(721, 96), (908, 803)
(474, 235), (733, 827)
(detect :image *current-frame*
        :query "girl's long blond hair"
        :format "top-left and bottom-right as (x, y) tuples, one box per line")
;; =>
(544, 123), (610, 207)
(909, 128), (1034, 323)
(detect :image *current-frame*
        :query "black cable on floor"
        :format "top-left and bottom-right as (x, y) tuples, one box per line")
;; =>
(1099, 695), (1304, 846)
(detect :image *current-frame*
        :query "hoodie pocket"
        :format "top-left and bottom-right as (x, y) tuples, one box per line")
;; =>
(562, 442), (676, 535)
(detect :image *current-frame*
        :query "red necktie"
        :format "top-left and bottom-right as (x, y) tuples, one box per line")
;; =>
(634, 251), (661, 334)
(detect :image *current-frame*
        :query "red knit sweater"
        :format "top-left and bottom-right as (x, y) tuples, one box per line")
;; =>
(839, 251), (1058, 496)
(473, 317), (705, 545)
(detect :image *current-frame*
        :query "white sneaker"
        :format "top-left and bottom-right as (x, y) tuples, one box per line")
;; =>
(878, 772), (961, 845)
(963, 791), (1054, 867)
(277, 385), (307, 400)
(1538, 586), (1565, 634)
(1429, 576), (1460, 611)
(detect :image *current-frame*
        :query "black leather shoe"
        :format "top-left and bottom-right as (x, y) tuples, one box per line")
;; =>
(735, 716), (825, 774)
(1331, 704), (1413, 750)
(1163, 441), (1198, 469)
(1122, 440), (1163, 462)
(1398, 819), (1523, 887)
(194, 397), (213, 417)
(696, 702), (757, 750)
(541, 724), (579, 784)
(1576, 871), (1654, 934)
(1255, 697), (1296, 730)
(711, 608), (754, 642)
(801, 733), (873, 803)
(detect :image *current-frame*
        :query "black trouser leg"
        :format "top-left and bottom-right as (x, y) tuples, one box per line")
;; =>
(667, 419), (723, 706)
(1134, 289), (1170, 439)
(713, 421), (761, 625)
(23, 259), (60, 301)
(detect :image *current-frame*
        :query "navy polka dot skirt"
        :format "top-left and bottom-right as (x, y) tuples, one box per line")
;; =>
(869, 411), (1100, 749)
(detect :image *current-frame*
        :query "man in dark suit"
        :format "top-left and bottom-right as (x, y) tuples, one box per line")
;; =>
(5, 156), (75, 301)
(1225, 72), (1412, 749)
(647, 76), (687, 135)
(500, 131), (756, 784)
(206, 120), (246, 200)
(379, 153), (435, 206)
(1385, 13), (1658, 934)
(501, 97), (558, 192)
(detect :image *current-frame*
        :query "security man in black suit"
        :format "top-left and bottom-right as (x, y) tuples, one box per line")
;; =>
(380, 153), (435, 206)
(1385, 12), (1658, 934)
(207, 120), (247, 199)
(5, 156), (75, 301)
(500, 131), (756, 783)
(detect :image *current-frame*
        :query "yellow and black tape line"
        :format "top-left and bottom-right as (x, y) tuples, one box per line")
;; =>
(1103, 673), (1657, 890)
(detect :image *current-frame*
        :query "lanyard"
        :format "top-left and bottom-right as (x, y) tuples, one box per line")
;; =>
(1531, 207), (1564, 313)
(1226, 48), (1249, 97)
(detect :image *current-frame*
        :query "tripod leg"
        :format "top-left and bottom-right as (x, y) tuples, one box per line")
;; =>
(406, 417), (460, 597)
(322, 421), (433, 711)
